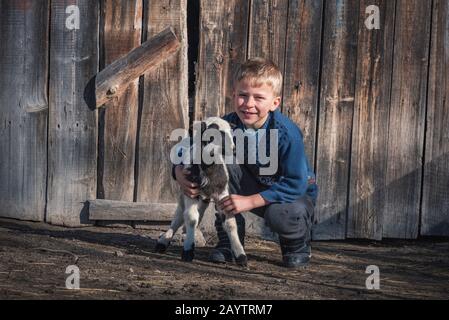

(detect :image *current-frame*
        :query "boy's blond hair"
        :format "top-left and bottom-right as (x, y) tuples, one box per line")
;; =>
(233, 57), (283, 97)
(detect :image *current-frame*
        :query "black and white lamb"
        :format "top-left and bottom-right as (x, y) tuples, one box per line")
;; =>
(155, 117), (247, 266)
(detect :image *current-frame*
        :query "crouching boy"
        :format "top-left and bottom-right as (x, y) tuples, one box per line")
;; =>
(174, 58), (318, 268)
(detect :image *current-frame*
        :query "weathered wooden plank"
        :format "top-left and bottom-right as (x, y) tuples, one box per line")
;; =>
(347, 0), (396, 240)
(47, 0), (99, 226)
(421, 0), (449, 236)
(384, 0), (432, 239)
(89, 199), (176, 221)
(99, 0), (142, 201)
(0, 0), (49, 221)
(194, 0), (250, 119)
(282, 0), (324, 164)
(91, 27), (180, 109)
(313, 0), (359, 240)
(247, 0), (289, 72)
(136, 0), (188, 203)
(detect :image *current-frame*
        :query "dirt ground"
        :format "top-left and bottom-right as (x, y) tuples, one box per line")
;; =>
(0, 217), (448, 300)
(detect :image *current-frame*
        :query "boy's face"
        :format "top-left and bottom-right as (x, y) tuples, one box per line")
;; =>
(233, 79), (281, 129)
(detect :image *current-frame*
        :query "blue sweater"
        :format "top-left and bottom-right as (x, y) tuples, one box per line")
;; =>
(223, 110), (318, 204)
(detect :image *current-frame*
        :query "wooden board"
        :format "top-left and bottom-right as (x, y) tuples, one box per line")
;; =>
(99, 0), (142, 201)
(383, 0), (432, 239)
(313, 0), (359, 240)
(89, 199), (176, 221)
(282, 0), (324, 164)
(347, 0), (396, 240)
(0, 0), (49, 222)
(421, 0), (449, 236)
(194, 0), (250, 119)
(47, 0), (99, 226)
(136, 0), (188, 203)
(247, 0), (289, 72)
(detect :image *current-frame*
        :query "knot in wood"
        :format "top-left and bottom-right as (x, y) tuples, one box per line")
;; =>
(107, 86), (117, 96)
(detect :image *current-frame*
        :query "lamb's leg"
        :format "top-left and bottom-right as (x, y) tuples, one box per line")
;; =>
(222, 216), (247, 266)
(182, 197), (200, 262)
(197, 199), (209, 225)
(155, 195), (185, 253)
(218, 192), (247, 267)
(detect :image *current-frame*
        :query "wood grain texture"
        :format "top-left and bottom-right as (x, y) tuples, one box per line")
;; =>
(194, 0), (250, 119)
(247, 0), (288, 72)
(47, 0), (99, 226)
(282, 0), (324, 164)
(313, 0), (359, 240)
(347, 0), (395, 240)
(421, 0), (449, 236)
(384, 0), (432, 239)
(0, 0), (49, 221)
(136, 0), (188, 203)
(89, 199), (176, 221)
(99, 0), (142, 201)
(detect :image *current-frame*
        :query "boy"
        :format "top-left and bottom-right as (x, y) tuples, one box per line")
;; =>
(173, 58), (318, 268)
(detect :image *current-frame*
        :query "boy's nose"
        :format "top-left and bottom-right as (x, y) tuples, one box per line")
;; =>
(245, 96), (256, 107)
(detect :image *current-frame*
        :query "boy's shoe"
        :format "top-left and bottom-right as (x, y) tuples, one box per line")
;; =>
(282, 251), (311, 268)
(208, 213), (245, 264)
(209, 247), (234, 263)
(279, 237), (311, 268)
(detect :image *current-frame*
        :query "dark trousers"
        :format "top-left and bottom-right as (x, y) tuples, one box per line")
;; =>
(224, 163), (315, 246)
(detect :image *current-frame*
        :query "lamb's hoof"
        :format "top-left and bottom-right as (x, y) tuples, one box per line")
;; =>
(155, 242), (168, 253)
(181, 246), (195, 262)
(235, 254), (248, 267)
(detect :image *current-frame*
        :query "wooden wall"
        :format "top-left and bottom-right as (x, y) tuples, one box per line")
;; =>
(194, 0), (448, 240)
(0, 0), (447, 240)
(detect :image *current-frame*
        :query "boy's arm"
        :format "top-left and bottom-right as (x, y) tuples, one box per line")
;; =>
(259, 129), (311, 204)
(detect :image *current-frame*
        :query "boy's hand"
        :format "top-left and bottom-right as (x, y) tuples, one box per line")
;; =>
(175, 165), (200, 199)
(218, 194), (269, 216)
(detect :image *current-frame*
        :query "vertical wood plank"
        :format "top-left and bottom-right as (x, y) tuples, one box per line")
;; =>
(194, 0), (250, 119)
(313, 0), (359, 240)
(384, 0), (432, 239)
(47, 0), (99, 226)
(100, 0), (142, 201)
(0, 0), (49, 221)
(347, 0), (396, 240)
(136, 0), (188, 203)
(247, 0), (289, 72)
(282, 0), (324, 164)
(421, 0), (449, 236)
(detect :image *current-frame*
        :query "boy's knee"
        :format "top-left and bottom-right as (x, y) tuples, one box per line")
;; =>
(264, 196), (314, 240)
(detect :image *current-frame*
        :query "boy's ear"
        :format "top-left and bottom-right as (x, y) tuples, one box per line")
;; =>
(270, 96), (281, 111)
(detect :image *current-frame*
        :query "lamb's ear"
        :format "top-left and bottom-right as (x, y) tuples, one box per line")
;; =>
(201, 121), (207, 134)
(188, 125), (194, 146)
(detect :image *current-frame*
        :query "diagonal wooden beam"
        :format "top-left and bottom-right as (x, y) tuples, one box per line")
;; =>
(85, 27), (181, 109)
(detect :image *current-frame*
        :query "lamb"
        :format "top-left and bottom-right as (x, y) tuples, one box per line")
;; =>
(155, 117), (247, 266)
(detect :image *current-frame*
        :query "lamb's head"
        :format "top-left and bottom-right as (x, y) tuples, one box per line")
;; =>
(203, 117), (235, 156)
(188, 117), (235, 191)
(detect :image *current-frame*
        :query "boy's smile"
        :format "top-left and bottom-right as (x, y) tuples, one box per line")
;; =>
(233, 79), (281, 129)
